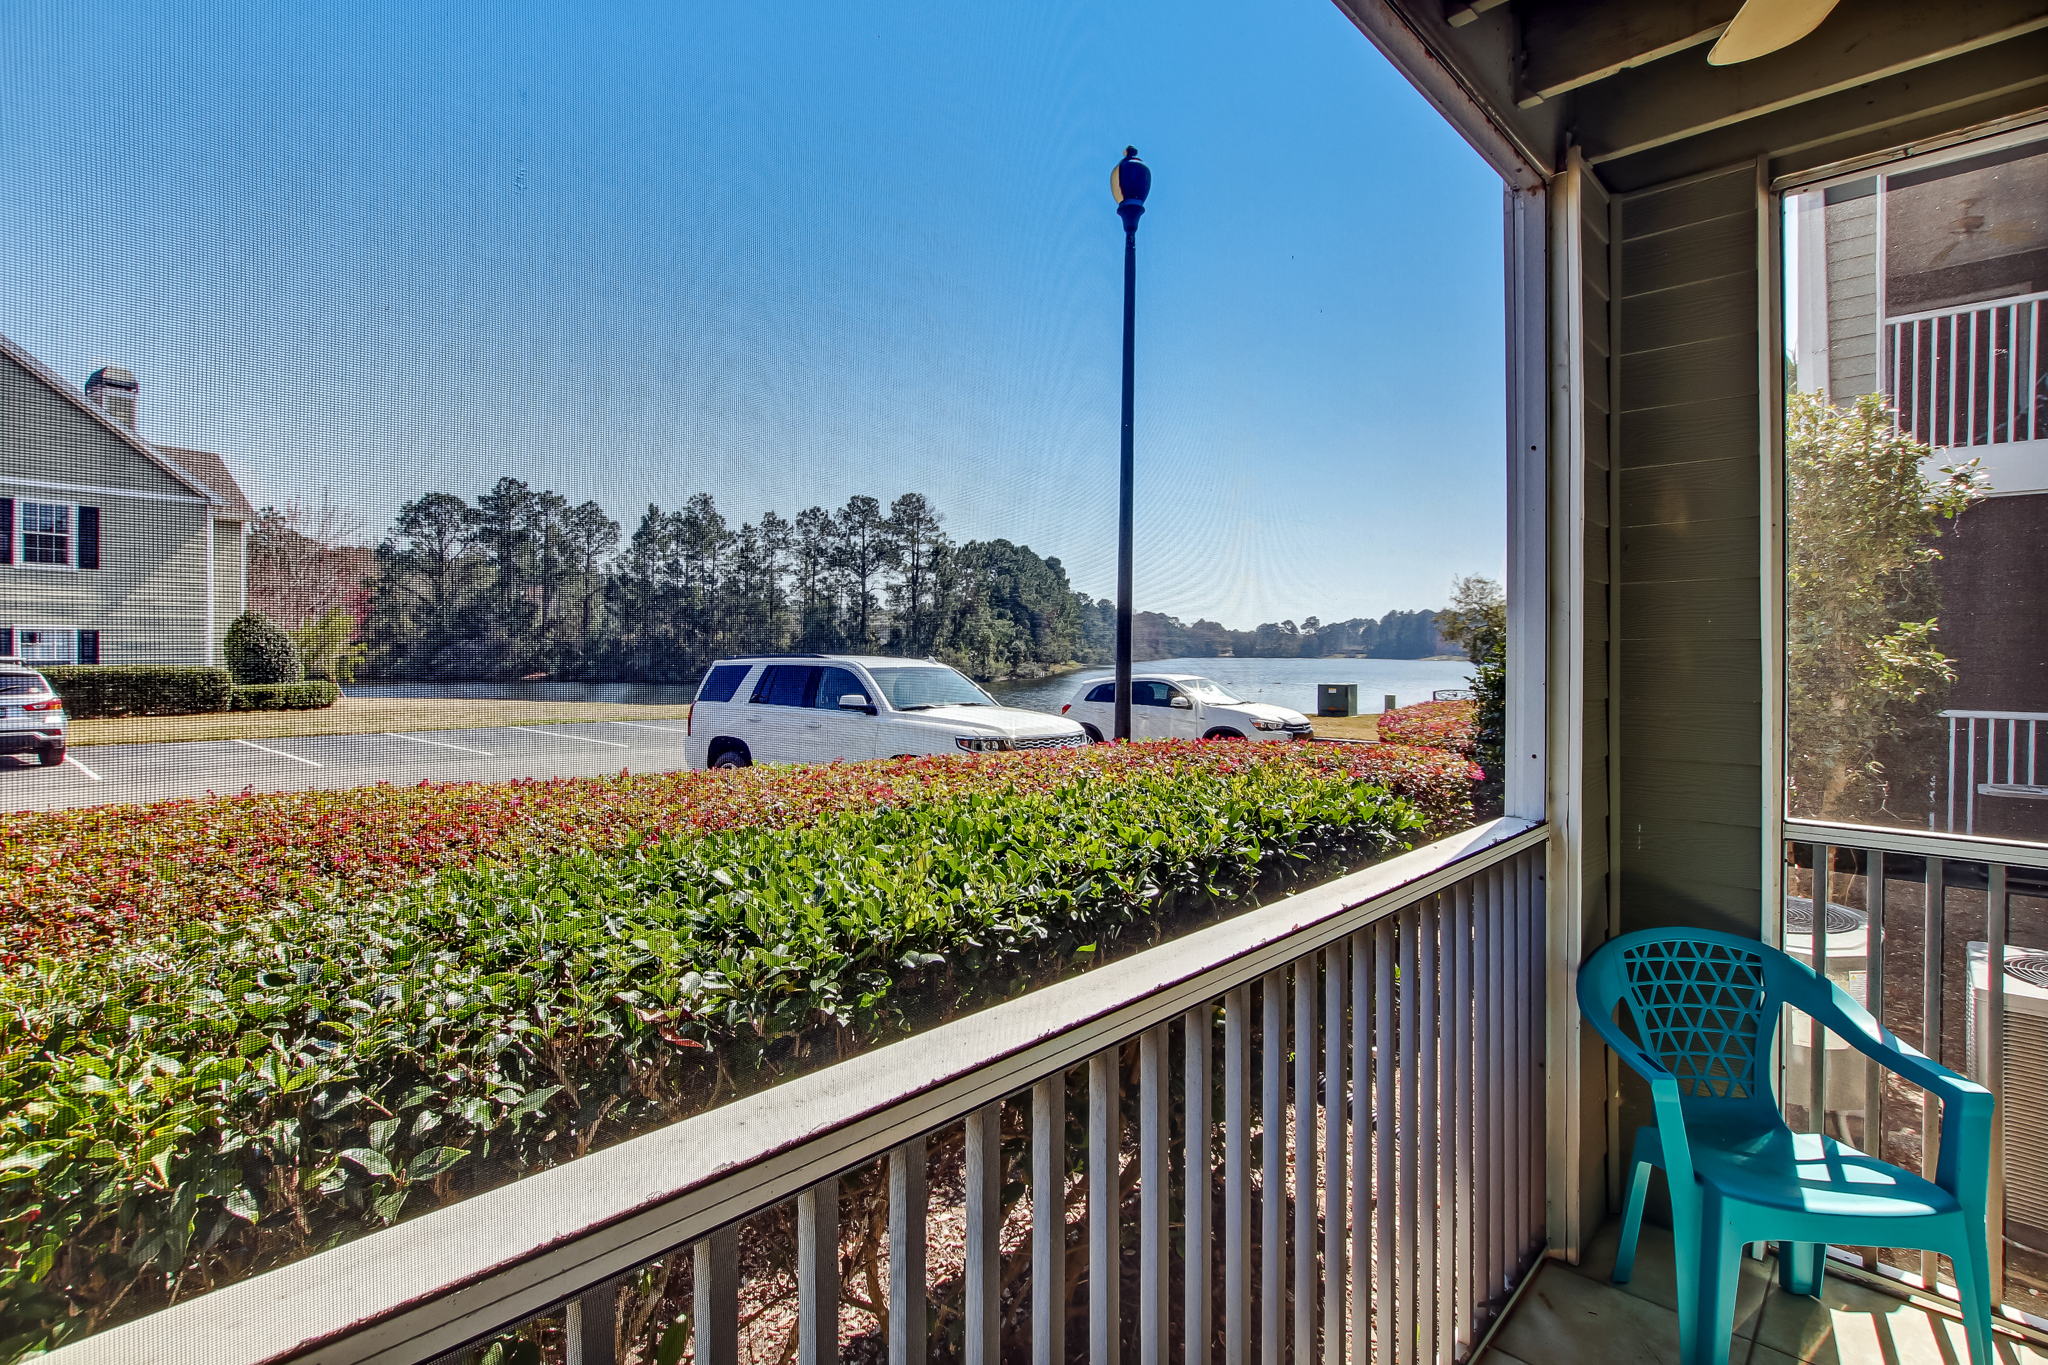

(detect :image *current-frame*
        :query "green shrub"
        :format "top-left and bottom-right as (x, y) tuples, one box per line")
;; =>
(221, 612), (303, 685)
(39, 665), (234, 719)
(228, 681), (340, 711)
(0, 751), (1430, 1351)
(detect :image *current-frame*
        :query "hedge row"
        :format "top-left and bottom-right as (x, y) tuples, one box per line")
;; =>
(38, 666), (233, 719)
(1375, 698), (1478, 754)
(229, 681), (339, 711)
(0, 741), (1477, 962)
(0, 744), (1466, 1353)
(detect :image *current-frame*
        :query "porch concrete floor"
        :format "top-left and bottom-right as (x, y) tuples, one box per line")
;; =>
(1478, 1222), (2048, 1365)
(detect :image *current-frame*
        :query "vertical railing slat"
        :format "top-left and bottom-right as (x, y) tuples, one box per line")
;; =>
(1186, 1004), (1215, 1365)
(1811, 847), (1831, 1133)
(563, 1281), (617, 1365)
(1397, 906), (1420, 1365)
(1225, 986), (1253, 1365)
(1416, 897), (1441, 1365)
(1448, 880), (1475, 1358)
(890, 1137), (929, 1365)
(1373, 917), (1395, 1361)
(1294, 961), (1318, 1359)
(1032, 1075), (1066, 1365)
(797, 1180), (840, 1365)
(1921, 856), (1946, 1288)
(1090, 1049), (1122, 1365)
(694, 1226), (740, 1365)
(1323, 942), (1348, 1365)
(1348, 930), (1373, 1365)
(1261, 971), (1287, 1364)
(1139, 1025), (1170, 1365)
(1986, 862), (2008, 1305)
(966, 1104), (1003, 1365)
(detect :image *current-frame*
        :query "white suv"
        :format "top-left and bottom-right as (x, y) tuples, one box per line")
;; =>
(684, 654), (1088, 769)
(1061, 673), (1314, 743)
(0, 657), (69, 765)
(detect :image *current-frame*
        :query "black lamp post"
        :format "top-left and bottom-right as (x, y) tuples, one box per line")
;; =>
(1110, 147), (1149, 742)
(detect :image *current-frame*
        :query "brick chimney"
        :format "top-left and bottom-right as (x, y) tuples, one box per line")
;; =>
(85, 365), (139, 430)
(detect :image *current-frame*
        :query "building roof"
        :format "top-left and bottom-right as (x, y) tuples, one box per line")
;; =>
(157, 444), (259, 521)
(0, 331), (222, 507)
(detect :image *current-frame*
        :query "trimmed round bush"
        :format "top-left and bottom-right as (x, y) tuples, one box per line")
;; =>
(221, 611), (304, 685)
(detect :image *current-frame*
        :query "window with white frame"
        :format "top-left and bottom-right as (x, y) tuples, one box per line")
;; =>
(18, 501), (74, 567)
(13, 628), (77, 664)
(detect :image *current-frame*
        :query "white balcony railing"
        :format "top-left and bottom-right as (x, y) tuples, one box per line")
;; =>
(1943, 709), (2048, 836)
(1886, 290), (2048, 451)
(44, 818), (1550, 1365)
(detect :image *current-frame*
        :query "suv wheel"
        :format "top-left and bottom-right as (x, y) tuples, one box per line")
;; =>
(1081, 724), (1104, 743)
(1202, 727), (1246, 741)
(36, 742), (67, 766)
(708, 741), (751, 769)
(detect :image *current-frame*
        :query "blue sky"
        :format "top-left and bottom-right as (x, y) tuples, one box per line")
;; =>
(0, 0), (1505, 626)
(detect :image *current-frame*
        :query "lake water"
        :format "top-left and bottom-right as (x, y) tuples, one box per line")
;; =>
(981, 657), (1474, 714)
(351, 656), (1473, 717)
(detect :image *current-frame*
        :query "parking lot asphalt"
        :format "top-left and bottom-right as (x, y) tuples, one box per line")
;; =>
(0, 719), (694, 813)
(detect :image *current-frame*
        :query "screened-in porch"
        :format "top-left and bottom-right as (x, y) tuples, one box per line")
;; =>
(30, 0), (2048, 1362)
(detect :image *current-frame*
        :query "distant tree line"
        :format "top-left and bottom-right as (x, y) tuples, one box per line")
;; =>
(287, 477), (1473, 683)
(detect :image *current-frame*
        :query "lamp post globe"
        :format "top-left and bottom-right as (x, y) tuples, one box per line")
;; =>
(1109, 147), (1148, 742)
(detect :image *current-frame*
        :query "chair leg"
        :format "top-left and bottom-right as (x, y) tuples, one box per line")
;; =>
(1688, 1203), (1744, 1365)
(1614, 1158), (1653, 1285)
(1948, 1234), (1995, 1365)
(1778, 1240), (1825, 1297)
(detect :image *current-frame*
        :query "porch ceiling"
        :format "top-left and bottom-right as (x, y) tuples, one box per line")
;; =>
(1334, 0), (2048, 190)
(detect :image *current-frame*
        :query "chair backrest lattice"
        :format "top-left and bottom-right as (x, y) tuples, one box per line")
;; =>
(1617, 936), (1771, 1101)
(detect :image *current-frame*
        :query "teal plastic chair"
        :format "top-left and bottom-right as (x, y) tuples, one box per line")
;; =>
(1578, 928), (1996, 1365)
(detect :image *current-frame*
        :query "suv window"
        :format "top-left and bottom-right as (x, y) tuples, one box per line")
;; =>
(1086, 683), (1115, 704)
(0, 672), (47, 698)
(752, 664), (818, 708)
(1133, 680), (1175, 707)
(696, 663), (751, 704)
(812, 667), (866, 710)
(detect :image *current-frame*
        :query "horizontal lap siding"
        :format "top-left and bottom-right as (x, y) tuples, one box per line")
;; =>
(1614, 162), (1765, 938)
(0, 481), (212, 664)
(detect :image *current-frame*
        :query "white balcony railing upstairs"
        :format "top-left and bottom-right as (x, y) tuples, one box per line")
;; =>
(1886, 290), (2048, 452)
(44, 817), (1550, 1365)
(1943, 710), (2048, 835)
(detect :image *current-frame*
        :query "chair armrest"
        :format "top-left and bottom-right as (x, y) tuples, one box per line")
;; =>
(1796, 976), (1993, 1195)
(1578, 991), (1699, 1189)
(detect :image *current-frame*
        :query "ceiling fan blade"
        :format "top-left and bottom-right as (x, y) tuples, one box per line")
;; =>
(1707, 0), (1843, 64)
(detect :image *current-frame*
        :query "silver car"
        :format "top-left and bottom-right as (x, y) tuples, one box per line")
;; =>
(0, 658), (68, 765)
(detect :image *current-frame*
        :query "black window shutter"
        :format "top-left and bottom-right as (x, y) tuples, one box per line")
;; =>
(77, 629), (100, 664)
(77, 505), (100, 569)
(0, 498), (13, 566)
(0, 628), (12, 656)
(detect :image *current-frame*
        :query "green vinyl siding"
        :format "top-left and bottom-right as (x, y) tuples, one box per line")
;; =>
(0, 351), (198, 500)
(1613, 161), (1766, 938)
(212, 520), (246, 662)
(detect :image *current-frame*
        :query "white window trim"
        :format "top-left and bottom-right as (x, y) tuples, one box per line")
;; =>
(11, 625), (80, 665)
(14, 500), (79, 571)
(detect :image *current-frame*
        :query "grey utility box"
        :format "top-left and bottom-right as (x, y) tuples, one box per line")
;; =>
(1317, 683), (1358, 717)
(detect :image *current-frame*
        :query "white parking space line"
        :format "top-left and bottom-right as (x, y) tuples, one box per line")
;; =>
(517, 727), (633, 749)
(378, 731), (497, 756)
(63, 753), (103, 781)
(231, 737), (324, 768)
(605, 721), (690, 734)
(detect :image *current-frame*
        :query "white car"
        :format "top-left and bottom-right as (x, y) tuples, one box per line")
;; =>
(684, 654), (1089, 768)
(0, 656), (69, 765)
(1060, 672), (1314, 743)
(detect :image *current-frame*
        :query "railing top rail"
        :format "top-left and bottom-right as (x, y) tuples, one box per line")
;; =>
(49, 817), (1545, 1365)
(1885, 287), (2048, 328)
(1941, 709), (2048, 723)
(1782, 817), (2048, 870)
